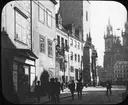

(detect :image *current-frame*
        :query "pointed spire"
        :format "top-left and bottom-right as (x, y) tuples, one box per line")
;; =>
(89, 30), (91, 38)
(106, 17), (113, 35)
(108, 17), (111, 26)
(86, 33), (88, 41)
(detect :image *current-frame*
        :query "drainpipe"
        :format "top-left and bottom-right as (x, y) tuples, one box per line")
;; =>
(30, 0), (32, 51)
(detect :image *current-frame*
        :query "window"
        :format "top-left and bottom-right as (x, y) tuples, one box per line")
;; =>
(38, 2), (45, 24)
(40, 35), (45, 53)
(70, 38), (73, 46)
(78, 42), (80, 49)
(65, 39), (67, 48)
(48, 39), (53, 57)
(86, 11), (88, 21)
(57, 35), (60, 46)
(78, 54), (80, 62)
(75, 40), (77, 48)
(81, 44), (83, 50)
(61, 37), (64, 48)
(71, 52), (73, 60)
(46, 9), (52, 28)
(75, 54), (77, 61)
(65, 39), (68, 51)
(71, 66), (74, 72)
(14, 7), (30, 45)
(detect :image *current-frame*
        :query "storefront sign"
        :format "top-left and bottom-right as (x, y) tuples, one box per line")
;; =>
(14, 56), (34, 65)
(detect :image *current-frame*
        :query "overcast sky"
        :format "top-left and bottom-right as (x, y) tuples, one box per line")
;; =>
(55, 1), (127, 67)
(90, 1), (127, 67)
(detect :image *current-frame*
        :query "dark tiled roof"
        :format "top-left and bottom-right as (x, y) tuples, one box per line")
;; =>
(64, 24), (72, 30)
(50, 0), (57, 5)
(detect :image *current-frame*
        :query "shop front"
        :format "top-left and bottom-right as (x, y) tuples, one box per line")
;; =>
(2, 48), (38, 103)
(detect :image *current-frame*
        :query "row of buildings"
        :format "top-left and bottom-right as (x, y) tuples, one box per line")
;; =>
(1, 0), (98, 103)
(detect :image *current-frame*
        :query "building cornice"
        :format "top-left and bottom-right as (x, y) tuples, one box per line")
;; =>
(69, 35), (84, 43)
(56, 27), (68, 38)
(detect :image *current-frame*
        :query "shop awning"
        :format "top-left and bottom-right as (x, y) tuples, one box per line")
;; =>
(3, 47), (38, 60)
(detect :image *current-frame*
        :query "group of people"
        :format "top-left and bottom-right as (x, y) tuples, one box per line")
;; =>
(35, 78), (63, 103)
(35, 78), (84, 103)
(35, 78), (115, 103)
(68, 79), (84, 100)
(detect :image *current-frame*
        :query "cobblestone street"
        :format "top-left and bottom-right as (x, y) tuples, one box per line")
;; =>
(34, 86), (126, 104)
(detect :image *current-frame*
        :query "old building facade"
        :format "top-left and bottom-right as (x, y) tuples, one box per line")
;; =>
(1, 0), (57, 103)
(55, 10), (69, 83)
(31, 0), (57, 83)
(59, 0), (92, 84)
(114, 61), (128, 84)
(65, 23), (84, 81)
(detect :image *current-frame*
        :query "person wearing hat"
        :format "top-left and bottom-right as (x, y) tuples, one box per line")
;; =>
(76, 79), (83, 100)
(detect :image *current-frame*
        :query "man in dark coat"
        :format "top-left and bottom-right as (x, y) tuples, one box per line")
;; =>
(35, 81), (41, 102)
(61, 82), (64, 92)
(76, 79), (83, 100)
(47, 79), (52, 102)
(106, 80), (112, 96)
(51, 78), (56, 102)
(54, 78), (61, 103)
(68, 80), (75, 100)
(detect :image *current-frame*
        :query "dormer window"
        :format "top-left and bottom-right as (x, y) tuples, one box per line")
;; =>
(58, 14), (62, 29)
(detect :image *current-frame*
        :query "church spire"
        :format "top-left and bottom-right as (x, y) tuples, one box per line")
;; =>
(86, 33), (88, 41)
(108, 17), (111, 26)
(106, 17), (113, 36)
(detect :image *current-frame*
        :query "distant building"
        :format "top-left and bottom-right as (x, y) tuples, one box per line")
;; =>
(114, 61), (128, 84)
(97, 66), (107, 83)
(83, 33), (92, 84)
(59, 0), (91, 41)
(103, 17), (128, 83)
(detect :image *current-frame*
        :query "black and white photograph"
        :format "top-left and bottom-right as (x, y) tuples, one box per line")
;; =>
(1, 0), (128, 104)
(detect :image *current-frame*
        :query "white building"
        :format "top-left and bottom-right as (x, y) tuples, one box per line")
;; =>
(32, 0), (57, 81)
(1, 0), (57, 102)
(64, 23), (84, 81)
(55, 10), (69, 82)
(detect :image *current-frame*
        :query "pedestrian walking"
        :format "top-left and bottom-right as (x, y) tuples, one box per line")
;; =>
(61, 82), (64, 92)
(76, 79), (83, 100)
(54, 78), (61, 103)
(35, 81), (41, 102)
(68, 80), (75, 100)
(106, 80), (112, 96)
(47, 79), (52, 102)
(51, 78), (56, 103)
